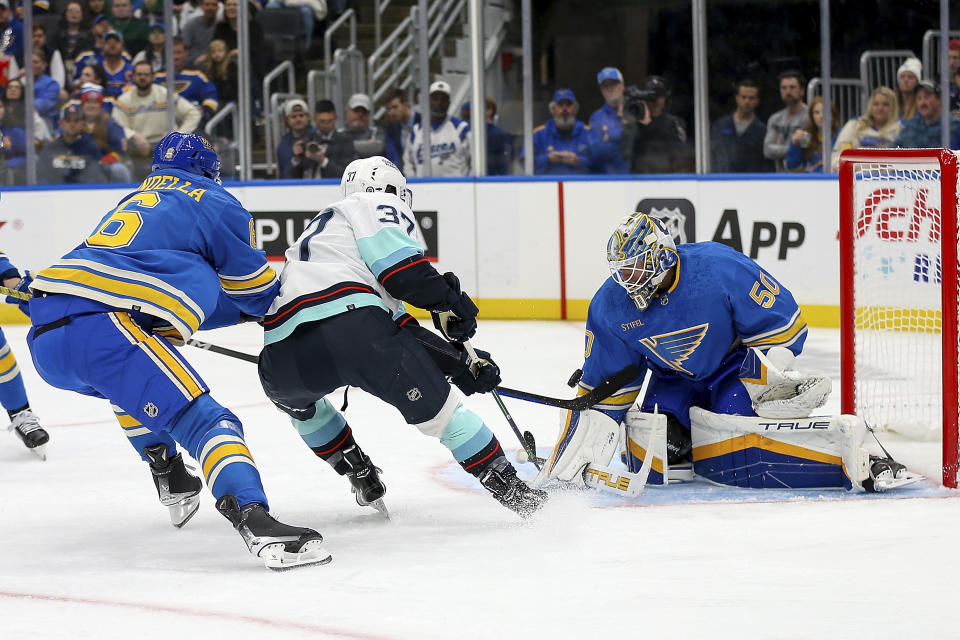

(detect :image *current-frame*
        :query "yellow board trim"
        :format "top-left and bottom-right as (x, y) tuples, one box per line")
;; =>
(202, 443), (253, 480)
(692, 432), (843, 467)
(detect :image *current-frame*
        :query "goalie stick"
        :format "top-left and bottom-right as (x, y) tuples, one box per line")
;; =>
(495, 364), (641, 411)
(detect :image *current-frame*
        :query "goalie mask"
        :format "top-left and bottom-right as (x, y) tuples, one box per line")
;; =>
(607, 211), (679, 310)
(340, 156), (412, 206)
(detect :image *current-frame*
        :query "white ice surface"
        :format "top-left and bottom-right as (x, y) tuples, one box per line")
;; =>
(1, 321), (957, 639)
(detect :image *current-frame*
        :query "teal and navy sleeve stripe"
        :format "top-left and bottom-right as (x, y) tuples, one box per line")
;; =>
(358, 227), (424, 279)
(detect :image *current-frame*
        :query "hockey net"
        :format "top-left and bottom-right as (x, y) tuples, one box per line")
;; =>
(839, 148), (959, 488)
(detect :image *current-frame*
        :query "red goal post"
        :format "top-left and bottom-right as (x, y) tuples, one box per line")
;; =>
(839, 148), (959, 488)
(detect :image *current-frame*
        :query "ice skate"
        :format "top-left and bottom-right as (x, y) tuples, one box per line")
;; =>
(144, 444), (203, 528)
(478, 456), (548, 518)
(342, 444), (389, 518)
(216, 495), (331, 570)
(9, 408), (49, 461)
(862, 455), (924, 493)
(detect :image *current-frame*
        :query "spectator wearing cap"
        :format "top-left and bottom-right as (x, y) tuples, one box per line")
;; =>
(112, 60), (201, 168)
(77, 82), (131, 182)
(382, 87), (419, 172)
(621, 74), (691, 173)
(181, 0), (221, 67)
(276, 97), (317, 179)
(72, 24), (132, 93)
(132, 23), (168, 72)
(896, 57), (922, 123)
(588, 66), (629, 174)
(894, 80), (960, 150)
(290, 99), (355, 179)
(522, 87), (589, 175)
(39, 103), (106, 184)
(710, 78), (773, 173)
(0, 0), (25, 65)
(110, 0), (151, 56)
(460, 96), (512, 175)
(405, 80), (471, 176)
(155, 36), (218, 122)
(340, 92), (386, 159)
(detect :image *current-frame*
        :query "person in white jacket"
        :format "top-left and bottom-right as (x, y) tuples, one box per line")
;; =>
(404, 80), (471, 177)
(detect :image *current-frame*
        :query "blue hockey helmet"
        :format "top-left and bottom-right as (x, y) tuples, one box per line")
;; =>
(152, 131), (221, 182)
(607, 211), (678, 310)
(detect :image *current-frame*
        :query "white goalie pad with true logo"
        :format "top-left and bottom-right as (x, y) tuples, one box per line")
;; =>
(534, 409), (621, 487)
(623, 409), (669, 485)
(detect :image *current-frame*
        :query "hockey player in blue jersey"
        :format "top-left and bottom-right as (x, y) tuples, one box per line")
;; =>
(24, 132), (330, 570)
(0, 252), (49, 459)
(536, 211), (917, 493)
(257, 156), (548, 518)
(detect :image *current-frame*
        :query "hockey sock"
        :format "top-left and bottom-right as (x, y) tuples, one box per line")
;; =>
(113, 403), (180, 461)
(310, 424), (360, 475)
(0, 340), (29, 414)
(169, 393), (267, 508)
(289, 398), (351, 470)
(438, 405), (502, 477)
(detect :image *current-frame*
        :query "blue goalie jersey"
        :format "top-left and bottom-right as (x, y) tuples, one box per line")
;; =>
(31, 168), (278, 340)
(579, 241), (807, 423)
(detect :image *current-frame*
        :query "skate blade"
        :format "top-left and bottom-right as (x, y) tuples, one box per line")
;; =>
(28, 444), (47, 461)
(368, 498), (390, 519)
(168, 495), (201, 528)
(874, 471), (925, 492)
(260, 539), (332, 571)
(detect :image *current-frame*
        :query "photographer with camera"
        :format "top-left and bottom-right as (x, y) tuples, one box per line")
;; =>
(290, 100), (357, 180)
(277, 98), (319, 179)
(620, 75), (693, 174)
(522, 88), (592, 175)
(588, 67), (630, 174)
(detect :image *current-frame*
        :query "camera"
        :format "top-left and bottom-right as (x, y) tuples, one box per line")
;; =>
(306, 141), (322, 154)
(624, 76), (671, 120)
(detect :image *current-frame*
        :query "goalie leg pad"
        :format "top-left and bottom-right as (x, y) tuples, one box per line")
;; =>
(535, 409), (620, 486)
(689, 407), (869, 490)
(622, 409), (668, 485)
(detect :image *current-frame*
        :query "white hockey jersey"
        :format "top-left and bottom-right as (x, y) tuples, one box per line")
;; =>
(404, 116), (472, 177)
(262, 192), (425, 345)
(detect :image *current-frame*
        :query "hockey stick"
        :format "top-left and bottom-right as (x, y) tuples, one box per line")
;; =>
(495, 364), (641, 411)
(185, 339), (260, 364)
(0, 285), (30, 301)
(462, 340), (542, 470)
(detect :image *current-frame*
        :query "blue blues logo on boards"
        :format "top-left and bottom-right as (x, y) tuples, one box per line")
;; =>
(636, 198), (695, 244)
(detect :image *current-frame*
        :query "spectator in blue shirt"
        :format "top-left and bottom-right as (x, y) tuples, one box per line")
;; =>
(38, 103), (106, 184)
(588, 66), (629, 174)
(523, 88), (591, 175)
(461, 96), (513, 175)
(894, 80), (960, 150)
(711, 79), (773, 173)
(28, 48), (62, 128)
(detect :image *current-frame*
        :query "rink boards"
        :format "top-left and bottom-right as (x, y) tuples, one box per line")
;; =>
(0, 174), (842, 325)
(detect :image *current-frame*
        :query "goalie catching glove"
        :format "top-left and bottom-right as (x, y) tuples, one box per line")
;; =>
(430, 272), (479, 343)
(739, 346), (831, 418)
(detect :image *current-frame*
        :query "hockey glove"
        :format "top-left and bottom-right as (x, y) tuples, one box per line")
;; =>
(450, 346), (501, 395)
(4, 271), (33, 316)
(431, 272), (479, 342)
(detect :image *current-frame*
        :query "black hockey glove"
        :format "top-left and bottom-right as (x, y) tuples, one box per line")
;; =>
(450, 346), (501, 396)
(431, 272), (478, 343)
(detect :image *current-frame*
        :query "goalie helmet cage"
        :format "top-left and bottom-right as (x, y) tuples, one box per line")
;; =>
(839, 148), (959, 488)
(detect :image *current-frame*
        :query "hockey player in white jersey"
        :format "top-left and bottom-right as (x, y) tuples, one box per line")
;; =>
(258, 156), (547, 517)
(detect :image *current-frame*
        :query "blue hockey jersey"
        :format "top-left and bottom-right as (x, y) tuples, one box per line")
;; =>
(31, 168), (278, 340)
(578, 241), (807, 422)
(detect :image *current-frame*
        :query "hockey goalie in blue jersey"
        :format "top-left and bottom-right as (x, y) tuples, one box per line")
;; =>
(25, 132), (330, 570)
(536, 211), (920, 493)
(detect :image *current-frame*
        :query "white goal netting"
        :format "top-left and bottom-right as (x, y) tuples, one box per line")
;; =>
(848, 160), (958, 442)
